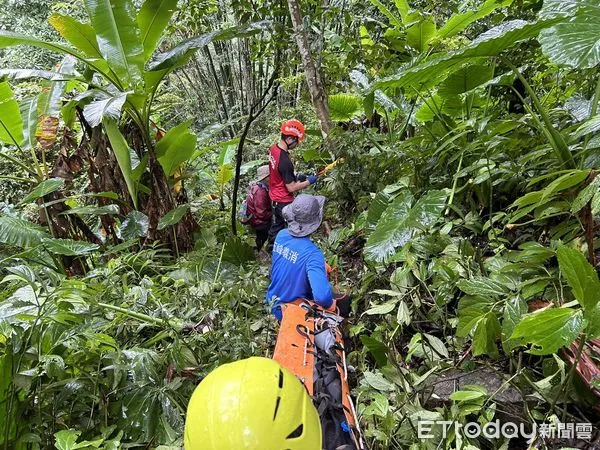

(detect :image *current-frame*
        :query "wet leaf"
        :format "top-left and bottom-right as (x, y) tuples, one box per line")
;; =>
(511, 308), (584, 355)
(118, 211), (149, 240)
(0, 216), (50, 248)
(364, 190), (446, 263)
(457, 277), (510, 297)
(539, 0), (600, 69)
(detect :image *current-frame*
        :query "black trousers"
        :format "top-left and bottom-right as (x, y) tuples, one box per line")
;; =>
(254, 224), (270, 251)
(267, 201), (291, 251)
(333, 291), (351, 318)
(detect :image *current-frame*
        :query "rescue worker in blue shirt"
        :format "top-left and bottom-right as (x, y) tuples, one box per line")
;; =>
(266, 194), (349, 320)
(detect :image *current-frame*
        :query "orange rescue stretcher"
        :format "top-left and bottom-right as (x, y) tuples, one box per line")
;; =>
(273, 299), (365, 450)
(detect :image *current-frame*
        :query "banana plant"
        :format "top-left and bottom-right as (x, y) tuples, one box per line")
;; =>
(0, 0), (268, 252)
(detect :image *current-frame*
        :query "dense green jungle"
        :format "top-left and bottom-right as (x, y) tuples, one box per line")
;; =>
(0, 0), (600, 448)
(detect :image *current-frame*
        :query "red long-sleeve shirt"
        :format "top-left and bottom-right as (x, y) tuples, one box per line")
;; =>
(248, 182), (272, 228)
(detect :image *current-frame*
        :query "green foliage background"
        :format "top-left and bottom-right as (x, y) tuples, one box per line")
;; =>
(0, 0), (600, 448)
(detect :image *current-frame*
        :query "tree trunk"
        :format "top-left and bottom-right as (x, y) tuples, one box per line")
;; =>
(241, 40), (255, 112)
(286, 0), (332, 138)
(204, 47), (235, 138)
(123, 122), (196, 255)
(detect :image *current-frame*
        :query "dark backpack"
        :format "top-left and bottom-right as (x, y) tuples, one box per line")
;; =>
(313, 325), (358, 450)
(238, 184), (257, 226)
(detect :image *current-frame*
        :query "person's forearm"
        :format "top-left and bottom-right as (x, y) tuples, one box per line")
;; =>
(286, 180), (310, 193)
(315, 297), (334, 309)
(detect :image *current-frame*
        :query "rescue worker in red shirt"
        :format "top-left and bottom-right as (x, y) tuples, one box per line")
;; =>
(267, 119), (317, 251)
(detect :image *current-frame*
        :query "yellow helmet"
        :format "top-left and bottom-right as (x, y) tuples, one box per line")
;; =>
(184, 357), (322, 450)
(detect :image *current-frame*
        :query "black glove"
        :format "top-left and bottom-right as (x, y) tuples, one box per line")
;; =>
(296, 173), (307, 182)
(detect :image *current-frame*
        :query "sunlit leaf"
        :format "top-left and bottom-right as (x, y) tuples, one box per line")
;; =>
(137, 0), (177, 61)
(511, 308), (584, 355)
(328, 94), (362, 121)
(450, 390), (486, 402)
(435, 0), (513, 41)
(155, 122), (197, 176)
(0, 82), (24, 147)
(49, 14), (102, 59)
(406, 15), (436, 52)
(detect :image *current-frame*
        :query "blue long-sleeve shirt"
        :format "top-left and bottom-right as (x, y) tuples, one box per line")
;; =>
(266, 229), (333, 320)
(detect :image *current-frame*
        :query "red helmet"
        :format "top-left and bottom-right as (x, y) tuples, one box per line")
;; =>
(281, 119), (305, 141)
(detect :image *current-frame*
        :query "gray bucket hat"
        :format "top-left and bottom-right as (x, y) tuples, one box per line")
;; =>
(256, 165), (269, 182)
(282, 194), (325, 237)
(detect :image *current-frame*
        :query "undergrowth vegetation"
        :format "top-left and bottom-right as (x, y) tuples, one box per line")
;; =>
(1, 0), (600, 449)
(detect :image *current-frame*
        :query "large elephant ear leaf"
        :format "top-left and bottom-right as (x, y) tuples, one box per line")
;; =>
(0, 215), (50, 248)
(21, 98), (38, 151)
(539, 0), (600, 69)
(364, 190), (447, 263)
(438, 64), (494, 97)
(375, 19), (560, 92)
(83, 0), (145, 87)
(0, 81), (24, 148)
(137, 0), (177, 62)
(406, 14), (437, 52)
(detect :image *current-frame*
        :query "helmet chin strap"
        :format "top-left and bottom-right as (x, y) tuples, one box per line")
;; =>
(286, 137), (299, 149)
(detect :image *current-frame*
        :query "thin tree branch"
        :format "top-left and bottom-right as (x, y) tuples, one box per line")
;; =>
(231, 68), (280, 235)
